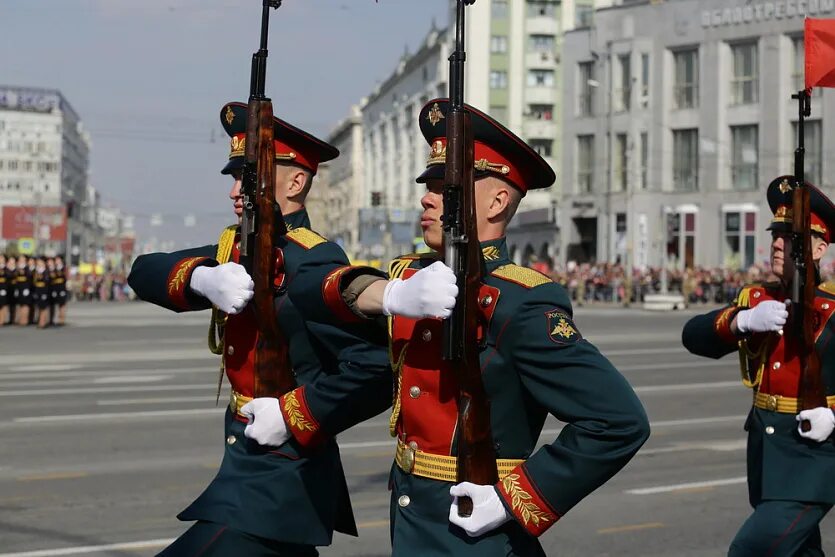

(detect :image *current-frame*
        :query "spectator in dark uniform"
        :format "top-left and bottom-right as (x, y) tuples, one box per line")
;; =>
(53, 256), (68, 325)
(0, 254), (8, 326)
(13, 256), (32, 326)
(33, 257), (50, 329)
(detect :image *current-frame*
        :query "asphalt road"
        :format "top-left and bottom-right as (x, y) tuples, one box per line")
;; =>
(0, 302), (831, 556)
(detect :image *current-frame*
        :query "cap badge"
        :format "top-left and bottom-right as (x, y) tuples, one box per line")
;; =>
(427, 103), (445, 126)
(225, 106), (235, 126)
(779, 178), (793, 194)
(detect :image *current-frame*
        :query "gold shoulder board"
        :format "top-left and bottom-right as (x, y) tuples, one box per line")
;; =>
(286, 227), (327, 250)
(491, 264), (551, 289)
(819, 281), (835, 296)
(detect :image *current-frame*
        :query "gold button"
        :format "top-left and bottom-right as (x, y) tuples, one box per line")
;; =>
(480, 295), (493, 307)
(229, 392), (238, 413)
(408, 441), (419, 450)
(227, 345), (235, 356)
(753, 292), (761, 298)
(226, 435), (236, 445)
(409, 386), (421, 399)
(398, 495), (411, 507)
(421, 329), (432, 342)
(772, 362), (781, 370)
(765, 426), (775, 435)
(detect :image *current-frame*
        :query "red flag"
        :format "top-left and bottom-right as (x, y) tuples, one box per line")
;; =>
(806, 18), (835, 89)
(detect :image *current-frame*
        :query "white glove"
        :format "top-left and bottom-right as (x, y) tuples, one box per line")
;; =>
(240, 398), (290, 447)
(736, 300), (789, 334)
(797, 407), (835, 442)
(382, 261), (458, 319)
(190, 262), (254, 315)
(448, 482), (511, 537)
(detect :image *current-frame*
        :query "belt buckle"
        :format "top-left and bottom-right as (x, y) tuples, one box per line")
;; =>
(401, 445), (415, 474)
(766, 394), (779, 412)
(229, 392), (238, 414)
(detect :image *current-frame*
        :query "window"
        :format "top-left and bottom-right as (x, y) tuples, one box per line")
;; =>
(723, 210), (757, 269)
(8, 160), (17, 170)
(640, 132), (649, 190)
(792, 36), (821, 97)
(673, 49), (698, 109)
(673, 129), (698, 192)
(528, 34), (555, 53)
(640, 53), (650, 107)
(489, 71), (508, 89)
(731, 42), (759, 105)
(578, 61), (595, 116)
(528, 104), (554, 120)
(491, 35), (508, 54)
(577, 135), (595, 193)
(527, 69), (554, 87)
(527, 1), (556, 17)
(792, 120), (822, 186)
(576, 4), (593, 27)
(615, 54), (631, 111)
(731, 125), (758, 190)
(492, 0), (508, 18)
(614, 133), (627, 192)
(530, 139), (553, 157)
(666, 211), (697, 270)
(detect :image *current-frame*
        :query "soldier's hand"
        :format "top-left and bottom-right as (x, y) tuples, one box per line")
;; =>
(448, 482), (511, 537)
(190, 262), (254, 314)
(240, 398), (290, 447)
(797, 407), (835, 442)
(382, 261), (458, 318)
(735, 300), (789, 334)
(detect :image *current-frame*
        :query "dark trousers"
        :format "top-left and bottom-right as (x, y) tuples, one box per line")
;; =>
(157, 521), (319, 557)
(729, 500), (832, 557)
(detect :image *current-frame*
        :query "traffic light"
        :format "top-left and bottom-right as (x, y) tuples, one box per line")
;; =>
(371, 191), (381, 207)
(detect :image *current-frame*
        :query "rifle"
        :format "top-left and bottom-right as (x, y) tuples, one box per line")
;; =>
(239, 0), (295, 398)
(442, 0), (497, 518)
(790, 89), (826, 430)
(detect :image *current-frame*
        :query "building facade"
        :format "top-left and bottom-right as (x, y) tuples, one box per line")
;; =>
(358, 24), (450, 262)
(0, 86), (93, 259)
(560, 0), (835, 270)
(463, 0), (593, 266)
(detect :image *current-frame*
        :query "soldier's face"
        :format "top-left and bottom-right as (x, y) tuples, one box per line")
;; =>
(771, 232), (794, 281)
(229, 170), (244, 221)
(420, 179), (444, 250)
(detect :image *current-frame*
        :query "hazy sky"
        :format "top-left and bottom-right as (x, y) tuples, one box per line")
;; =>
(0, 0), (449, 250)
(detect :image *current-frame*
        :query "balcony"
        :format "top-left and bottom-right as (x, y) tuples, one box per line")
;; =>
(523, 119), (556, 140)
(525, 87), (557, 105)
(525, 51), (558, 69)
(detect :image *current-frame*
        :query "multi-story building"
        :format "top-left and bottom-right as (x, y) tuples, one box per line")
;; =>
(0, 86), (91, 258)
(323, 105), (365, 258)
(359, 24), (450, 262)
(463, 0), (594, 266)
(561, 0), (835, 271)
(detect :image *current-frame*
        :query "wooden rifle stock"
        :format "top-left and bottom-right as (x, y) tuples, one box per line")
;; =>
(442, 0), (497, 518)
(791, 90), (826, 430)
(240, 1), (294, 399)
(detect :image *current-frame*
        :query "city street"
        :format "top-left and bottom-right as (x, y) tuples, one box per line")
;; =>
(0, 302), (831, 557)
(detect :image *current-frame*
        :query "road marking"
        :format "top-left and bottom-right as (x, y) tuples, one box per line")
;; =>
(358, 519), (389, 529)
(605, 347), (690, 356)
(98, 396), (218, 406)
(92, 375), (170, 384)
(637, 439), (746, 456)
(14, 408), (222, 423)
(618, 361), (722, 372)
(597, 522), (665, 534)
(0, 384), (216, 397)
(626, 476), (747, 495)
(634, 380), (741, 393)
(18, 472), (88, 482)
(0, 367), (210, 380)
(7, 364), (82, 372)
(0, 539), (174, 557)
(649, 415), (744, 427)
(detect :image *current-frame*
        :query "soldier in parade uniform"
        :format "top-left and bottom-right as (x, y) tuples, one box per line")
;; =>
(51, 255), (68, 325)
(32, 257), (50, 329)
(682, 176), (835, 557)
(0, 254), (8, 326)
(273, 99), (650, 556)
(6, 255), (18, 325)
(127, 102), (391, 556)
(13, 256), (32, 326)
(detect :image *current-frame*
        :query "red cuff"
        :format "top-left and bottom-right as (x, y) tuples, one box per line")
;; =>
(497, 464), (559, 537)
(322, 266), (364, 323)
(167, 257), (210, 310)
(279, 386), (325, 448)
(714, 306), (739, 344)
